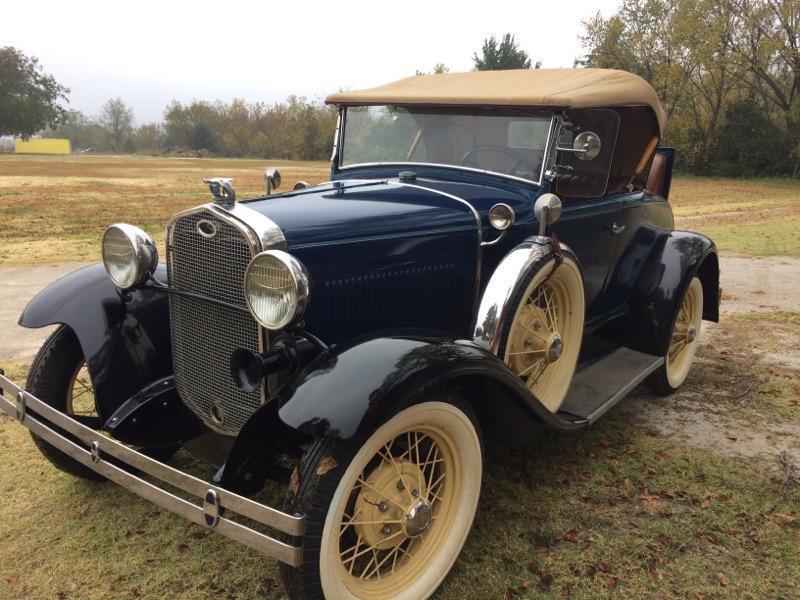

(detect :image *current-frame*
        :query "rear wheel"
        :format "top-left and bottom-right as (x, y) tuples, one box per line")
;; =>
(281, 391), (482, 599)
(646, 277), (704, 396)
(26, 325), (106, 481)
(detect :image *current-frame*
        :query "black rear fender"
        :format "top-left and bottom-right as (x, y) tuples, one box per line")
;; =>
(620, 231), (719, 355)
(18, 263), (172, 421)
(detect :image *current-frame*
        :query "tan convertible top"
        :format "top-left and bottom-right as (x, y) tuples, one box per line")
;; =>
(327, 68), (666, 134)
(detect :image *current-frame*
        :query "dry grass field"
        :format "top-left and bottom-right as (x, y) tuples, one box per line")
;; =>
(0, 154), (798, 265)
(0, 155), (798, 599)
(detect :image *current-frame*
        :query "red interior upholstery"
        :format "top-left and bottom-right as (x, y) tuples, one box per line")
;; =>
(646, 153), (667, 197)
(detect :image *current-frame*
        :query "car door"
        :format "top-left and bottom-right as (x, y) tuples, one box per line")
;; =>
(552, 196), (624, 324)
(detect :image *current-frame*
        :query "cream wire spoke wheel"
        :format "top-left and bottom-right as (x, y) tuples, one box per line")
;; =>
(665, 277), (703, 388)
(502, 256), (584, 412)
(66, 360), (98, 417)
(317, 400), (482, 600)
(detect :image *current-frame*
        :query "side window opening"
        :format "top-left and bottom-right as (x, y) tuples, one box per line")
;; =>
(554, 109), (620, 199)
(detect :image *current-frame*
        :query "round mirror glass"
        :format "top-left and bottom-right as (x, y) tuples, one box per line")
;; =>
(573, 131), (601, 161)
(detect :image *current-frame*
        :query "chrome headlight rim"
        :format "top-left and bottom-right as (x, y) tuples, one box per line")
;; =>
(244, 249), (310, 331)
(101, 223), (158, 289)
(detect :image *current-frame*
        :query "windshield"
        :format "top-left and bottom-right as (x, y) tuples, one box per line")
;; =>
(340, 106), (552, 183)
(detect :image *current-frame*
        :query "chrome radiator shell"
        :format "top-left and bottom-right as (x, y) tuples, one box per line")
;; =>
(165, 203), (285, 435)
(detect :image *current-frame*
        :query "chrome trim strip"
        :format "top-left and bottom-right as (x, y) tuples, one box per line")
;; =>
(473, 236), (557, 355)
(340, 161), (545, 187)
(389, 181), (483, 309)
(0, 372), (305, 566)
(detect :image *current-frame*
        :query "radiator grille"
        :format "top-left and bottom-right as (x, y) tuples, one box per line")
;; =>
(167, 209), (263, 435)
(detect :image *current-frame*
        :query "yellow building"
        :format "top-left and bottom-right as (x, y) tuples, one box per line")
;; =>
(14, 138), (72, 154)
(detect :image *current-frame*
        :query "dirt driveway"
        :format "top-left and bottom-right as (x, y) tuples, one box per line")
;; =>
(1, 255), (798, 462)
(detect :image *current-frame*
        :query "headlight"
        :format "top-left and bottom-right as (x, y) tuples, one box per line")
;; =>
(101, 224), (158, 289)
(244, 250), (309, 330)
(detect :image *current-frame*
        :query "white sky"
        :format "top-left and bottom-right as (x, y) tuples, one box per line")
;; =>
(5, 0), (621, 123)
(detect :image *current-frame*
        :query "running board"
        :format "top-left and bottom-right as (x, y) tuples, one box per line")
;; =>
(557, 347), (664, 424)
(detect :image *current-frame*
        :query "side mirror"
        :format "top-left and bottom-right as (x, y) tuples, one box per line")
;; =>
(264, 168), (281, 195)
(558, 130), (602, 161)
(574, 131), (602, 160)
(534, 193), (562, 236)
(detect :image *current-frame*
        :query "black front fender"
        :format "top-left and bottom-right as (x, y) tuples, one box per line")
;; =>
(19, 263), (172, 421)
(276, 333), (582, 441)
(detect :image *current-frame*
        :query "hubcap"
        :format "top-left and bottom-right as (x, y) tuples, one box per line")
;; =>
(546, 333), (563, 363)
(404, 499), (432, 537)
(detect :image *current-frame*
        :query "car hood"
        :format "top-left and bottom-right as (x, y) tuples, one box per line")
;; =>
(242, 180), (479, 250)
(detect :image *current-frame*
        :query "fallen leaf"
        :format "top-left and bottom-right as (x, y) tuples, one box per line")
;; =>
(724, 432), (738, 441)
(562, 529), (579, 543)
(604, 576), (619, 589)
(290, 467), (299, 494)
(608, 459), (620, 474)
(7, 574), (19, 585)
(317, 456), (339, 476)
(701, 498), (711, 509)
(715, 572), (728, 587)
(178, 543), (190, 554)
(595, 560), (612, 574)
(649, 570), (663, 582)
(538, 573), (553, 591)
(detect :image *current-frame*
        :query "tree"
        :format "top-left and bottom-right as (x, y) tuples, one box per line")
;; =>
(133, 122), (165, 152)
(0, 46), (69, 138)
(99, 98), (134, 152)
(473, 34), (535, 70)
(416, 63), (449, 76)
(725, 0), (800, 176)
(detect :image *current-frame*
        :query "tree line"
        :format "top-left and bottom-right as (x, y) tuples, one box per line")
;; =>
(40, 96), (338, 160)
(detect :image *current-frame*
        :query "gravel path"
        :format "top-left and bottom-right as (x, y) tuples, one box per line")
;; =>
(1, 256), (798, 363)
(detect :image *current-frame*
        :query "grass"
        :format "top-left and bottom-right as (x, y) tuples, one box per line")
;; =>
(1, 154), (798, 264)
(1, 312), (798, 599)
(0, 155), (330, 265)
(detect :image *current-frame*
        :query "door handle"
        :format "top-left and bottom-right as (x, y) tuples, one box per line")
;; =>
(609, 222), (626, 234)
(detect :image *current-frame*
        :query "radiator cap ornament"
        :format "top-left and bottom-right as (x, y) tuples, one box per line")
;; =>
(203, 177), (236, 207)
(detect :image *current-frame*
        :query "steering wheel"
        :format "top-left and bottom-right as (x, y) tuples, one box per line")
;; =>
(461, 145), (534, 176)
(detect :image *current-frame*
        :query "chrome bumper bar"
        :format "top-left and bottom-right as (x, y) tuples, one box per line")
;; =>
(0, 372), (304, 567)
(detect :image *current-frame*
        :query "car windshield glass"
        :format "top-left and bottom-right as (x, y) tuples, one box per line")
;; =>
(341, 106), (552, 182)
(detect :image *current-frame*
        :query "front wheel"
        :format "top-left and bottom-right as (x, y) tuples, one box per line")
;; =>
(26, 325), (106, 481)
(281, 392), (482, 600)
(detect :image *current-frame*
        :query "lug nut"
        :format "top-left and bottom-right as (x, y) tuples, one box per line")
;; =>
(381, 525), (392, 535)
(411, 489), (419, 498)
(378, 501), (389, 513)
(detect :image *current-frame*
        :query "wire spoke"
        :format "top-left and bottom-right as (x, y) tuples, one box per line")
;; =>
(508, 348), (546, 356)
(356, 478), (406, 512)
(517, 358), (546, 378)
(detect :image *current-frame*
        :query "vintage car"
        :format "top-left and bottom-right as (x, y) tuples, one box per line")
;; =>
(0, 68), (719, 599)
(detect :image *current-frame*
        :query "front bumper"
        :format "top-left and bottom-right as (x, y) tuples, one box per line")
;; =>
(0, 371), (304, 567)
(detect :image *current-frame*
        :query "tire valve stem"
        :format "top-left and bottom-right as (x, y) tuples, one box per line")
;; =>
(397, 480), (405, 491)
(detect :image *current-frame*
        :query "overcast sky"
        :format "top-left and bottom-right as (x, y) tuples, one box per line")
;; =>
(6, 0), (621, 123)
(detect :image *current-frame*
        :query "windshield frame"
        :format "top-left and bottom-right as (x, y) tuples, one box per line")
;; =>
(335, 106), (557, 187)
